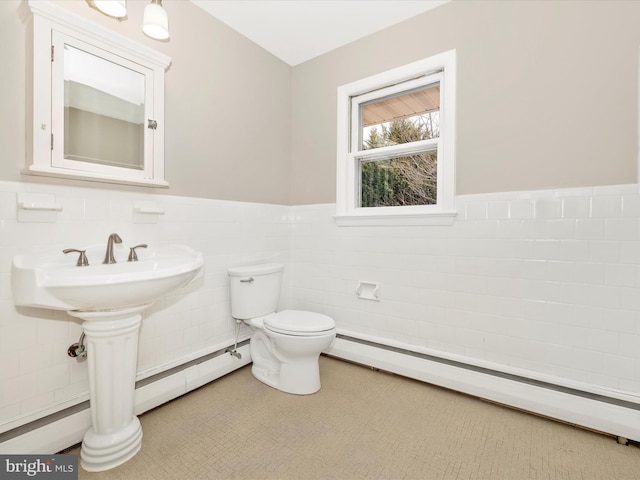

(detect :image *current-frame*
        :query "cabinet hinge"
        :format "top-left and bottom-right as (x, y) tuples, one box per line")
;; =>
(51, 134), (53, 150)
(51, 45), (54, 62)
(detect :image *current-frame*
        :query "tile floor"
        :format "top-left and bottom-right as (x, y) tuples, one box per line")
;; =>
(66, 356), (640, 479)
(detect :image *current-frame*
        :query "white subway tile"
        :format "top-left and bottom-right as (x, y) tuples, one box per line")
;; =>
(0, 351), (19, 382)
(571, 305), (604, 329)
(543, 343), (575, 369)
(509, 199), (535, 219)
(593, 184), (637, 195)
(622, 194), (640, 217)
(546, 219), (575, 239)
(604, 309), (638, 334)
(605, 218), (638, 241)
(546, 261), (575, 283)
(619, 377), (640, 393)
(587, 284), (621, 309)
(619, 333), (640, 358)
(620, 287), (640, 311)
(604, 264), (638, 287)
(591, 195), (622, 218)
(574, 263), (605, 285)
(464, 202), (488, 220)
(487, 200), (509, 220)
(575, 218), (605, 240)
(560, 282), (590, 305)
(521, 260), (547, 280)
(0, 192), (16, 220)
(37, 364), (70, 394)
(545, 301), (574, 324)
(570, 348), (603, 375)
(558, 240), (590, 262)
(535, 198), (562, 219)
(562, 196), (591, 218)
(588, 241), (620, 263)
(620, 242), (640, 264)
(603, 354), (636, 382)
(556, 186), (594, 197)
(532, 240), (562, 261)
(20, 392), (55, 416)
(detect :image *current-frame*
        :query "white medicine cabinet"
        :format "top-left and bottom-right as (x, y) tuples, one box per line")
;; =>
(26, 0), (171, 187)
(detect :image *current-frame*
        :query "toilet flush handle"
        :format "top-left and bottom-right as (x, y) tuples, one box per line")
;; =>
(240, 277), (254, 284)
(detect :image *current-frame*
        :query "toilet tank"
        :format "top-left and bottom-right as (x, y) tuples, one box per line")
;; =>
(227, 263), (284, 320)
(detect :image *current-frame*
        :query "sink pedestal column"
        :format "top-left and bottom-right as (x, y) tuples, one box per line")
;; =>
(68, 305), (147, 472)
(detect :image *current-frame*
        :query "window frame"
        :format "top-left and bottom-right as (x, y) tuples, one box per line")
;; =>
(335, 50), (457, 226)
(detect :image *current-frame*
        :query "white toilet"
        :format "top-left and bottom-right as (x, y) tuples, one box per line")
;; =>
(227, 263), (336, 395)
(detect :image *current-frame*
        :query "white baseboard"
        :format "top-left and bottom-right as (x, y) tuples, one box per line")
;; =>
(0, 409), (92, 456)
(327, 335), (640, 442)
(0, 345), (251, 454)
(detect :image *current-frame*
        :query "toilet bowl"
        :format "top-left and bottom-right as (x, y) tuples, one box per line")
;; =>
(227, 264), (336, 395)
(248, 311), (336, 394)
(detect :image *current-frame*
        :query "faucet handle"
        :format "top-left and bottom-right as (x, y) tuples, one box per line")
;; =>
(63, 248), (89, 267)
(128, 244), (148, 262)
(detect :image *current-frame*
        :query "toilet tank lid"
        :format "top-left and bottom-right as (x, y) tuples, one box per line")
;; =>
(227, 263), (284, 277)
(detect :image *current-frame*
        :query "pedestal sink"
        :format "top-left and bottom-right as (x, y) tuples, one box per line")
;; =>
(11, 243), (203, 472)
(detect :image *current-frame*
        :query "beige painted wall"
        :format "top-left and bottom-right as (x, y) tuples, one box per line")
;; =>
(290, 0), (640, 205)
(0, 0), (292, 204)
(3, 1), (640, 206)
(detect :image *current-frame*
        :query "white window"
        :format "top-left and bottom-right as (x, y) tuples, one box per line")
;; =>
(335, 50), (457, 226)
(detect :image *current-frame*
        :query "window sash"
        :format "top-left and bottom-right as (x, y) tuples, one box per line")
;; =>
(350, 73), (442, 155)
(356, 143), (439, 209)
(354, 141), (440, 207)
(351, 138), (439, 162)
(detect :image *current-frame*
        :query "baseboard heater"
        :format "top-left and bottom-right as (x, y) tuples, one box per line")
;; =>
(328, 333), (640, 443)
(0, 340), (250, 454)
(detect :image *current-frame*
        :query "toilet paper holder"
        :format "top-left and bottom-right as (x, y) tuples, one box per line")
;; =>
(356, 281), (380, 301)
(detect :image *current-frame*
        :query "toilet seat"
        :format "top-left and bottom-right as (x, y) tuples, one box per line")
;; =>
(263, 310), (335, 336)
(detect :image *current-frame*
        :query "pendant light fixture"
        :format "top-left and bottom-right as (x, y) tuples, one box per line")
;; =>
(92, 0), (127, 18)
(90, 0), (170, 41)
(143, 0), (170, 40)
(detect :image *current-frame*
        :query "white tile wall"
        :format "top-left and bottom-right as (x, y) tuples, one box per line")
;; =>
(290, 186), (640, 396)
(0, 181), (291, 432)
(3, 181), (640, 434)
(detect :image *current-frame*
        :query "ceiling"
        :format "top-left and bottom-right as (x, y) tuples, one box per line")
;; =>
(190, 1), (450, 66)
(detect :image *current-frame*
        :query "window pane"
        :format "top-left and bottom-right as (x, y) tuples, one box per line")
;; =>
(360, 83), (440, 151)
(360, 151), (437, 208)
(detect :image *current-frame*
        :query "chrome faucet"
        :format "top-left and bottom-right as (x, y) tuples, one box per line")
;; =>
(102, 233), (122, 264)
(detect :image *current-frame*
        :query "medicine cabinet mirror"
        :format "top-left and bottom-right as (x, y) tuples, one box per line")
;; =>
(26, 0), (171, 187)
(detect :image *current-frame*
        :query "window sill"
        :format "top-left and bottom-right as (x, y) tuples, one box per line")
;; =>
(333, 211), (457, 227)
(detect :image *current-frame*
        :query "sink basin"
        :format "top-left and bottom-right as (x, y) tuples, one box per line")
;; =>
(11, 244), (203, 311)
